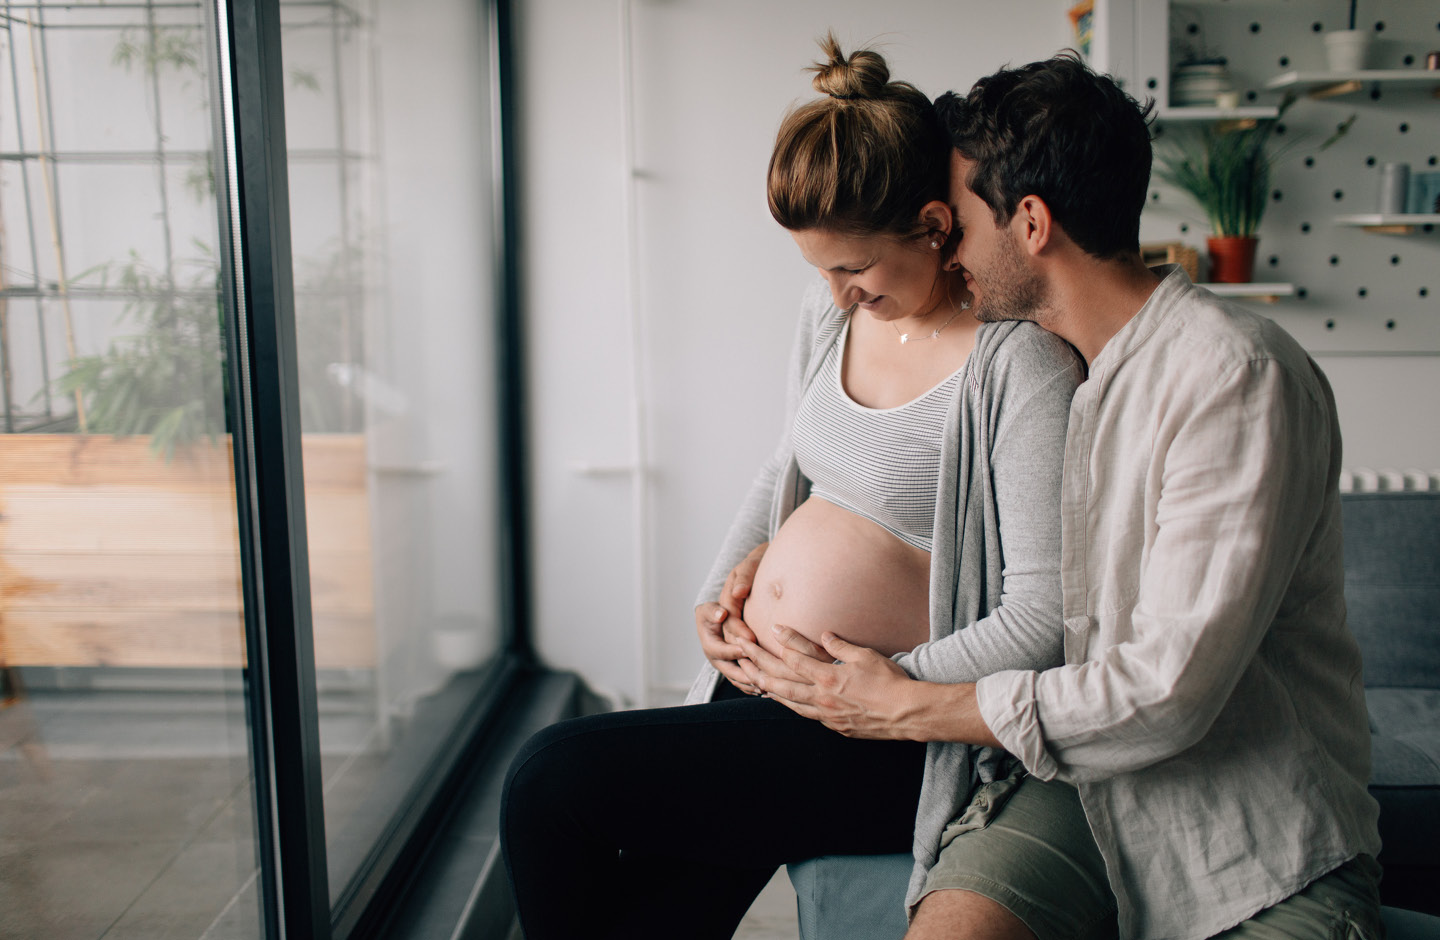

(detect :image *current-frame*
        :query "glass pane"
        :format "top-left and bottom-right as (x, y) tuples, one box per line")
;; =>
(275, 0), (504, 902)
(0, 3), (262, 939)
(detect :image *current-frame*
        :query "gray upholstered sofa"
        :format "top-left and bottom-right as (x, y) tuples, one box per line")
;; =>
(788, 490), (1440, 938)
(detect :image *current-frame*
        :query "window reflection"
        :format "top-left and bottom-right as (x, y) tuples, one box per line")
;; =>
(276, 0), (504, 903)
(0, 2), (260, 936)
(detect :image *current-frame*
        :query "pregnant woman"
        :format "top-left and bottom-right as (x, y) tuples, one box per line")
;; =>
(502, 37), (1084, 940)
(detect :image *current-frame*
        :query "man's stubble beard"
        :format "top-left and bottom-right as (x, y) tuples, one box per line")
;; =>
(970, 228), (1047, 324)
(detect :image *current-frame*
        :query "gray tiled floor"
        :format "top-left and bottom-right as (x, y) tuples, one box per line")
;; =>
(0, 680), (383, 940)
(735, 869), (801, 940)
(4, 681), (805, 940)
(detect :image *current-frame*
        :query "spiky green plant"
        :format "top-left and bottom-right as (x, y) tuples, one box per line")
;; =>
(1154, 97), (1353, 238)
(56, 252), (228, 460)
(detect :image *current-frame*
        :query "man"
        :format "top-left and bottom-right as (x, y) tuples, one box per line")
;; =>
(740, 54), (1382, 940)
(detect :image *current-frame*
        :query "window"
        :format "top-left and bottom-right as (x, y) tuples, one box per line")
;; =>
(0, 1), (523, 936)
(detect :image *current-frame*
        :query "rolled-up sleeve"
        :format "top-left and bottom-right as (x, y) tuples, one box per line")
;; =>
(978, 357), (1332, 784)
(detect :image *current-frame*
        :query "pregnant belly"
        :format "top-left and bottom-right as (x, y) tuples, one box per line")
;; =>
(742, 496), (931, 663)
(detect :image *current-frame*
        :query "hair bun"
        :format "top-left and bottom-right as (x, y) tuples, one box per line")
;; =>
(808, 32), (890, 100)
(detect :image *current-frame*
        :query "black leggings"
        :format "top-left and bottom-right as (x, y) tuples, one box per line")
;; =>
(501, 683), (926, 939)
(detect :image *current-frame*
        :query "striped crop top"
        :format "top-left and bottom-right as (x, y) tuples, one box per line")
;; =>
(791, 317), (965, 553)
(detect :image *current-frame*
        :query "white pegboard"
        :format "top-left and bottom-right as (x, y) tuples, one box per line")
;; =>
(1116, 0), (1440, 355)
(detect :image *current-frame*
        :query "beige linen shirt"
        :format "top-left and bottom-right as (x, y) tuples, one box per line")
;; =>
(976, 268), (1381, 940)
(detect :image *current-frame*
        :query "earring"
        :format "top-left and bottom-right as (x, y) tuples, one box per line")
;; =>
(930, 240), (940, 249)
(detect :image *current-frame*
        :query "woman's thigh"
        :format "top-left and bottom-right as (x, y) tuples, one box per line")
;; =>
(503, 690), (927, 867)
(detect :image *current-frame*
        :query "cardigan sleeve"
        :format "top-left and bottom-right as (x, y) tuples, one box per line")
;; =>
(895, 327), (1079, 683)
(694, 279), (833, 607)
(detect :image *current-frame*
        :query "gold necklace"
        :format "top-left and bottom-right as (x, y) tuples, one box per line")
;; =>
(889, 299), (971, 344)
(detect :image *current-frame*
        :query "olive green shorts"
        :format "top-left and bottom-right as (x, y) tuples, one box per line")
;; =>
(1212, 854), (1383, 940)
(917, 773), (1117, 940)
(919, 772), (1383, 940)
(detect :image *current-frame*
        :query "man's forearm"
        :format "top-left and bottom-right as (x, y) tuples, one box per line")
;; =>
(897, 680), (1003, 748)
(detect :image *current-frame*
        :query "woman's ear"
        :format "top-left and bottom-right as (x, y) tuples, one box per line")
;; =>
(1012, 195), (1054, 255)
(917, 200), (954, 246)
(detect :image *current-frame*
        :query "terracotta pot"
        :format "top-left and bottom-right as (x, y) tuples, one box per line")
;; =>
(1206, 236), (1258, 284)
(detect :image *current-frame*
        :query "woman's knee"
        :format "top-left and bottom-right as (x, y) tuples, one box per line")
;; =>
(504, 716), (600, 810)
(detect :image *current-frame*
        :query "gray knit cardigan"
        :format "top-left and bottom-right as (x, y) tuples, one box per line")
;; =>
(685, 279), (1083, 908)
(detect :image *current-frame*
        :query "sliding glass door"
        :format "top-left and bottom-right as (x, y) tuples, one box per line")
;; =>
(0, 0), (518, 937)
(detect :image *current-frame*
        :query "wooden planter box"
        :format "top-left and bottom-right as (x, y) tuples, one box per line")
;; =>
(0, 434), (374, 670)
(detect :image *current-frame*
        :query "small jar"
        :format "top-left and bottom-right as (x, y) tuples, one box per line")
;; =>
(1379, 163), (1410, 216)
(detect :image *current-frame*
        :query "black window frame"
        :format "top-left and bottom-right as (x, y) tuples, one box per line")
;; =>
(209, 0), (530, 936)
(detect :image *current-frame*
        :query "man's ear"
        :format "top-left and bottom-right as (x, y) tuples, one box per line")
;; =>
(1012, 194), (1054, 256)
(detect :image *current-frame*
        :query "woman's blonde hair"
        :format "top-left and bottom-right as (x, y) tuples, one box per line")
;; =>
(768, 33), (948, 237)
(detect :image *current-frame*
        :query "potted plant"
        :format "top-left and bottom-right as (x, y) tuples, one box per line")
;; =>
(1153, 99), (1351, 283)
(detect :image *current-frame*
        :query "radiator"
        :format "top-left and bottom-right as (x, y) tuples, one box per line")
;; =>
(1339, 469), (1440, 494)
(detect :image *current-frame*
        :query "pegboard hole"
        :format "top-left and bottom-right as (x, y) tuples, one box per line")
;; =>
(1147, 77), (1158, 90)
(1312, 21), (1324, 32)
(1399, 123), (1410, 134)
(1179, 223), (1189, 234)
(1333, 190), (1345, 201)
(1187, 23), (1199, 35)
(1246, 90), (1258, 102)
(1272, 189), (1283, 201)
(1404, 55), (1416, 66)
(1249, 22), (1261, 33)
(1268, 255), (1279, 267)
(1357, 287), (1368, 298)
(1305, 157), (1315, 168)
(1365, 156), (1376, 167)
(1300, 222), (1312, 233)
(1385, 320), (1396, 330)
(1279, 56), (1290, 68)
(1421, 287), (1431, 298)
(1390, 255), (1401, 266)
(1298, 287), (1309, 299)
(1276, 123), (1288, 135)
(1329, 255), (1340, 266)
(1429, 156), (1438, 167)
(1373, 21), (1385, 32)
(1150, 191), (1160, 202)
(1324, 318), (1335, 329)
(1370, 88), (1382, 101)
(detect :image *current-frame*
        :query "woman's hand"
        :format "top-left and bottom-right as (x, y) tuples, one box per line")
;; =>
(721, 542), (768, 622)
(694, 542), (769, 695)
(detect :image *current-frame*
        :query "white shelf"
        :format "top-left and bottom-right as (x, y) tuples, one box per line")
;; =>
(1156, 105), (1280, 121)
(1265, 70), (1440, 98)
(1200, 282), (1296, 300)
(1334, 214), (1440, 234)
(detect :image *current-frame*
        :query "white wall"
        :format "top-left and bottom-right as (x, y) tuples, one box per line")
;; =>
(517, 0), (1072, 705)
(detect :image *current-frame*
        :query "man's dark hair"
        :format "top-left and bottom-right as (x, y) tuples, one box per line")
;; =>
(935, 53), (1154, 259)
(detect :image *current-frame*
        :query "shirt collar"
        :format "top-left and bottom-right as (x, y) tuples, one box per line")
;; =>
(1088, 264), (1195, 375)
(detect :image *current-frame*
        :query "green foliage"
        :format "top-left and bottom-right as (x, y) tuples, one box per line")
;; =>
(292, 240), (365, 433)
(56, 241), (364, 458)
(57, 251), (228, 460)
(291, 68), (322, 93)
(112, 27), (202, 78)
(1154, 97), (1353, 237)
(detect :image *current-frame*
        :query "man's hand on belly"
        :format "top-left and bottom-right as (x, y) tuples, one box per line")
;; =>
(740, 627), (1002, 747)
